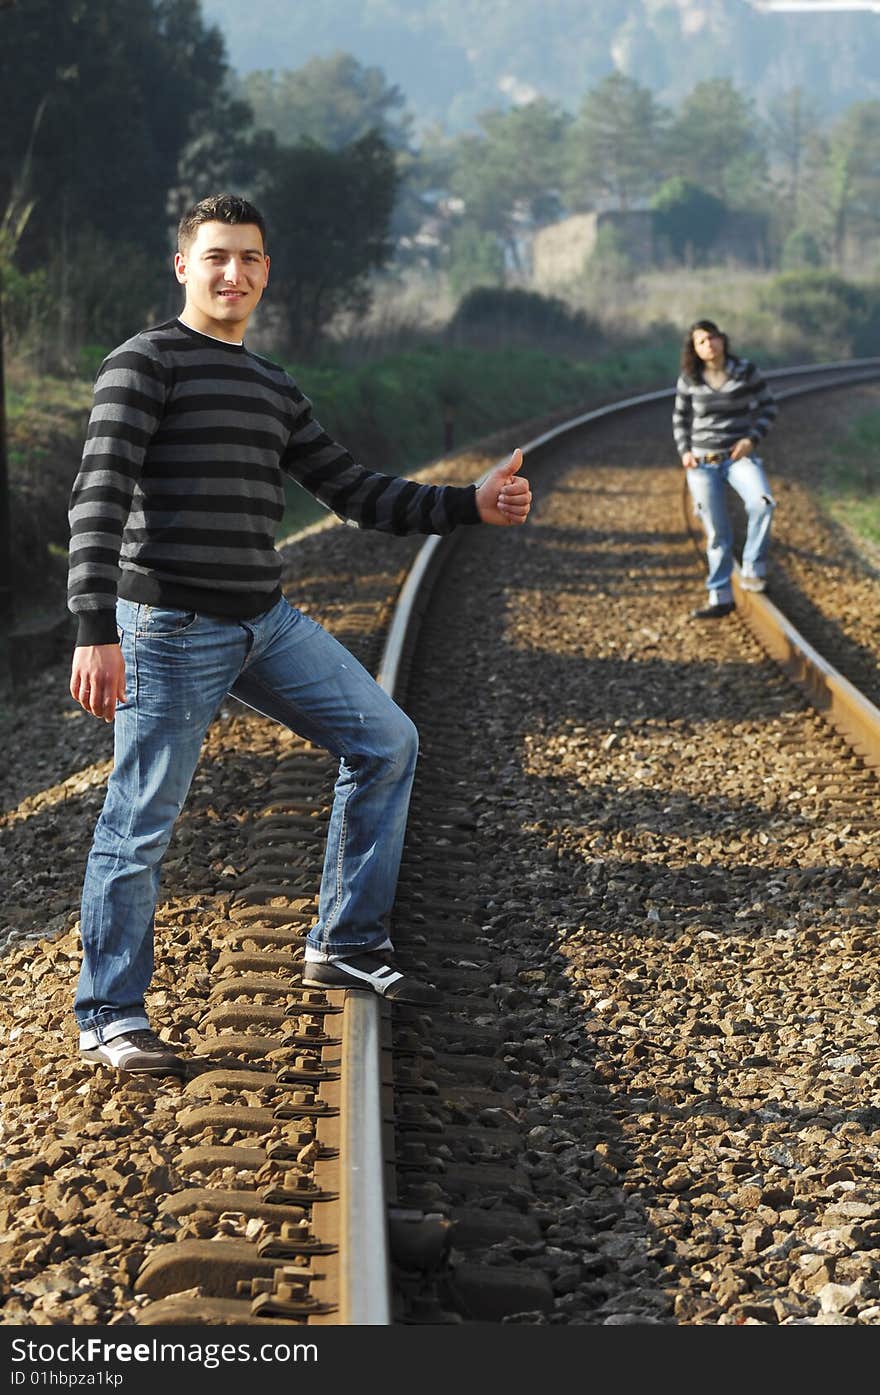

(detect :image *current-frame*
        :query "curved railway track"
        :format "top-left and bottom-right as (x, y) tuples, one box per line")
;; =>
(1, 359), (880, 1329)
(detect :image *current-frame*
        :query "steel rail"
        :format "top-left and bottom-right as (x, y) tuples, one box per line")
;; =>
(329, 529), (448, 1325)
(732, 576), (880, 772)
(730, 373), (880, 773)
(334, 354), (880, 1325)
(336, 990), (391, 1324)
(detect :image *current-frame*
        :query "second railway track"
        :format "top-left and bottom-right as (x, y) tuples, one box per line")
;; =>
(1, 364), (880, 1327)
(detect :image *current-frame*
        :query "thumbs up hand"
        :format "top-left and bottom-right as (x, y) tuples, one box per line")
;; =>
(475, 448), (531, 527)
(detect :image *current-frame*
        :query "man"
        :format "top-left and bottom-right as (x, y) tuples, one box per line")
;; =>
(68, 192), (531, 1076)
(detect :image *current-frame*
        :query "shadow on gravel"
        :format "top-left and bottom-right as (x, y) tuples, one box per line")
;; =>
(523, 520), (694, 553)
(1, 742), (330, 950)
(765, 562), (880, 710)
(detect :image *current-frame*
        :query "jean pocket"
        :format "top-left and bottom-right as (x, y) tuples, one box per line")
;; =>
(135, 606), (198, 638)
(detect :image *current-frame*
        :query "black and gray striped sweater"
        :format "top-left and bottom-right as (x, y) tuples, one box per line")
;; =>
(68, 319), (481, 646)
(672, 355), (777, 460)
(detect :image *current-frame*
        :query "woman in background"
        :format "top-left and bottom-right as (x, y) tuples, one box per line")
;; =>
(673, 319), (778, 619)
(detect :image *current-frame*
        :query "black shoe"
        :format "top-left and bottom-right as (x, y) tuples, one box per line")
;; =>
(691, 602), (735, 620)
(80, 1029), (186, 1076)
(302, 951), (442, 1006)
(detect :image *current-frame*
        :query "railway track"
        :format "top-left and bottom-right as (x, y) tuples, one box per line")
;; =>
(1, 360), (880, 1328)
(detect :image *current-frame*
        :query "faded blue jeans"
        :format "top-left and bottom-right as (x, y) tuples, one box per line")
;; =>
(75, 596), (419, 1044)
(686, 454), (775, 605)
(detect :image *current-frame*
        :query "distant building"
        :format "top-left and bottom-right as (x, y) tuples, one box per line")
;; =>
(531, 208), (771, 288)
(531, 210), (654, 289)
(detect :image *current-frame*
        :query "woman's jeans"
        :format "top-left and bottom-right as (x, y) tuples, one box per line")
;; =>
(686, 454), (775, 605)
(75, 596), (419, 1042)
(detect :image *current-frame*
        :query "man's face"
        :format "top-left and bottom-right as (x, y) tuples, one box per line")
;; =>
(174, 221), (269, 339)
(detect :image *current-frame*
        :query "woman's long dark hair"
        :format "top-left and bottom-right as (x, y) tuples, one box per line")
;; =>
(680, 319), (731, 381)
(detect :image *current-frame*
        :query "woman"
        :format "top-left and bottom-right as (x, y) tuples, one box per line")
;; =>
(673, 319), (778, 619)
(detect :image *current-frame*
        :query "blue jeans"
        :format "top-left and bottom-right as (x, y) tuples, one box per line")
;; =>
(74, 597), (419, 1042)
(686, 455), (775, 605)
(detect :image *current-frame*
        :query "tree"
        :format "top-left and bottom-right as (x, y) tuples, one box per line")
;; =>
(1, 0), (231, 263)
(765, 87), (823, 228)
(447, 99), (569, 268)
(238, 53), (414, 153)
(565, 72), (668, 212)
(781, 227), (822, 271)
(667, 79), (766, 210)
(257, 132), (399, 355)
(651, 178), (725, 264)
(0, 0), (237, 350)
(170, 90), (280, 228)
(823, 101), (880, 266)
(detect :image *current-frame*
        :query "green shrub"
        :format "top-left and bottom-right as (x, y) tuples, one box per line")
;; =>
(447, 224), (505, 299)
(446, 286), (603, 355)
(279, 338), (678, 538)
(761, 270), (880, 359)
(0, 261), (51, 357)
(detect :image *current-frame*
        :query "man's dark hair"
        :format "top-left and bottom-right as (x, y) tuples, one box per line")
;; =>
(680, 318), (731, 382)
(178, 193), (267, 254)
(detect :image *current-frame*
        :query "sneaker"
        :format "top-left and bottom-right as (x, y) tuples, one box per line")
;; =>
(739, 575), (766, 593)
(302, 950), (442, 1006)
(691, 601), (735, 620)
(80, 1029), (186, 1076)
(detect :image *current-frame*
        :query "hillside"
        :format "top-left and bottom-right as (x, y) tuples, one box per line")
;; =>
(201, 0), (880, 132)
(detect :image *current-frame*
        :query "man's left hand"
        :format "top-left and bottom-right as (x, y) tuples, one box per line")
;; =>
(475, 447), (531, 526)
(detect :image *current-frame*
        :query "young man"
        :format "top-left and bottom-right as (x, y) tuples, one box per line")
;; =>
(68, 192), (531, 1076)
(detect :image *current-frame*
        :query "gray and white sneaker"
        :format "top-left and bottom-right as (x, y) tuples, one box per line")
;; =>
(302, 950), (441, 1006)
(80, 1029), (186, 1076)
(740, 575), (766, 593)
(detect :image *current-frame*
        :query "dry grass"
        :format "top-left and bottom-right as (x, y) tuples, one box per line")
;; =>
(347, 261), (790, 359)
(542, 262), (783, 350)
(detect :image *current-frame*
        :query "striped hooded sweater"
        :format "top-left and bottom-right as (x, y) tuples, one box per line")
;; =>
(672, 355), (778, 460)
(68, 319), (481, 646)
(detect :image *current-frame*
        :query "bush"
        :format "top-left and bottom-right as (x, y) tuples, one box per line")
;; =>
(0, 261), (51, 360)
(446, 286), (603, 355)
(5, 373), (93, 610)
(761, 270), (880, 359)
(77, 344), (112, 381)
(446, 224), (505, 300)
(781, 227), (823, 271)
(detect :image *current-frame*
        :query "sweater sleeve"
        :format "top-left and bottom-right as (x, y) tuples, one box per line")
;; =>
(280, 394), (481, 534)
(745, 362), (778, 443)
(67, 341), (168, 645)
(672, 375), (693, 457)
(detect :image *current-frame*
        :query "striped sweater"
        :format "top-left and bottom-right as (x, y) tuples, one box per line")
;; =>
(672, 355), (778, 460)
(68, 319), (481, 646)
